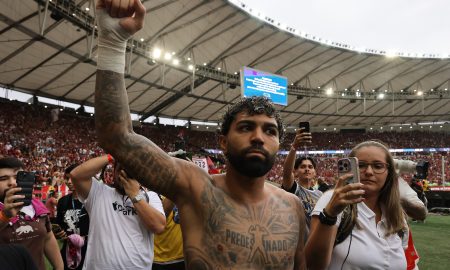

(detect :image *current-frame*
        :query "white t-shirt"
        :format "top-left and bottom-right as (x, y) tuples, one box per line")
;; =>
(79, 180), (164, 270)
(312, 191), (407, 270)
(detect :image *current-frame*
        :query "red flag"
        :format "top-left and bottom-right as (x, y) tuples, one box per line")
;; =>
(206, 156), (221, 175)
(405, 228), (420, 270)
(206, 156), (214, 168)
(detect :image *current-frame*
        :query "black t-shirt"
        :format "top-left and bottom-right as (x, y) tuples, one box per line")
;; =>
(56, 193), (90, 236)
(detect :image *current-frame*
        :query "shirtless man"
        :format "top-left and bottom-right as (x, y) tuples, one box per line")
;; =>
(94, 0), (305, 268)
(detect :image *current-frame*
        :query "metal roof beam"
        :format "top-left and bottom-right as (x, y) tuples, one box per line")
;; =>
(173, 82), (222, 117)
(251, 40), (306, 67)
(137, 22), (264, 117)
(344, 60), (396, 91)
(10, 36), (85, 85)
(403, 63), (450, 92)
(143, 1), (212, 48)
(275, 45), (321, 74)
(319, 55), (371, 89)
(124, 10), (240, 104)
(293, 52), (353, 85)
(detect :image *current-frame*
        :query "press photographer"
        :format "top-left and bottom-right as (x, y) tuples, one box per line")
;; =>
(395, 159), (429, 221)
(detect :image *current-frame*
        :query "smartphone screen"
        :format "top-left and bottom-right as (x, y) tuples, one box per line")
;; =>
(337, 158), (360, 184)
(15, 171), (35, 206)
(299, 121), (310, 132)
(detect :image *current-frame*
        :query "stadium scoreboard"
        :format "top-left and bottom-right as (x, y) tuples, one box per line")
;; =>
(240, 66), (288, 106)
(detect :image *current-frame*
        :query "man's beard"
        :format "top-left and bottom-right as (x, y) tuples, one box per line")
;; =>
(113, 180), (126, 196)
(226, 145), (275, 178)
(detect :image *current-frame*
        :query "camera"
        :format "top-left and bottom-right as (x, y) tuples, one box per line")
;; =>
(394, 159), (429, 179)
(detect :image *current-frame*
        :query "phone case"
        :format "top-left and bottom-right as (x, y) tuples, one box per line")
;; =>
(299, 122), (310, 132)
(337, 158), (360, 184)
(15, 171), (35, 206)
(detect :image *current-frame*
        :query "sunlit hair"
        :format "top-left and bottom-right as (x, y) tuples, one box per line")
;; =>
(219, 96), (284, 141)
(349, 140), (406, 236)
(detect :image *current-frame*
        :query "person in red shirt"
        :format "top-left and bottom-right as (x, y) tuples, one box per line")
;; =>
(45, 190), (58, 223)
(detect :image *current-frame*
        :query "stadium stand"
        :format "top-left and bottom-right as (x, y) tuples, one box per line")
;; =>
(1, 98), (448, 190)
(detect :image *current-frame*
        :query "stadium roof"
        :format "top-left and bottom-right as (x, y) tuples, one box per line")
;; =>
(1, 0), (449, 130)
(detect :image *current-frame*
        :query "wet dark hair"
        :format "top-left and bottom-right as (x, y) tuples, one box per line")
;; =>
(65, 164), (79, 175)
(219, 96), (284, 140)
(0, 157), (24, 170)
(294, 156), (317, 170)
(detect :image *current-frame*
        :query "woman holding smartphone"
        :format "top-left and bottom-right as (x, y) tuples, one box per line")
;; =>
(305, 141), (407, 270)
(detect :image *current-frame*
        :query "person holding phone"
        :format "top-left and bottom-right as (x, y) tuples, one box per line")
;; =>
(55, 163), (90, 270)
(0, 157), (63, 270)
(282, 123), (322, 236)
(305, 141), (407, 270)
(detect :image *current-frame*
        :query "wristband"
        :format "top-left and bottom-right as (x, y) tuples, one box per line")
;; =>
(107, 154), (114, 164)
(319, 208), (337, 226)
(0, 211), (11, 223)
(96, 9), (132, 73)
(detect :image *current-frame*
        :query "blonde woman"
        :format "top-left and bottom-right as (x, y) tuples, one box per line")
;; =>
(305, 141), (407, 270)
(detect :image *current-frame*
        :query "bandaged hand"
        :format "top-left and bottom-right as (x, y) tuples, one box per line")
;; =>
(96, 0), (146, 73)
(97, 9), (132, 53)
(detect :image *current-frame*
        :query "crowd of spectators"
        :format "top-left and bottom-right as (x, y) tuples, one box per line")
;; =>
(266, 152), (449, 187)
(1, 98), (448, 188)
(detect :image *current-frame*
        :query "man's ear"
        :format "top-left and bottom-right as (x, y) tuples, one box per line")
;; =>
(218, 135), (227, 154)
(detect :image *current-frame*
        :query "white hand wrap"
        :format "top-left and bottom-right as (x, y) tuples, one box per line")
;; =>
(96, 9), (133, 73)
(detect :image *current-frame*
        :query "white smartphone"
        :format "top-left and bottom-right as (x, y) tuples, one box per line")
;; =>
(337, 157), (360, 184)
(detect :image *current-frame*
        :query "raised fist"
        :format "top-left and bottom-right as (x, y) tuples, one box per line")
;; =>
(96, 0), (146, 37)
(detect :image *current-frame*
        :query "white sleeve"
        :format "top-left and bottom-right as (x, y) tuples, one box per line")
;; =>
(398, 177), (425, 207)
(78, 179), (102, 213)
(311, 189), (343, 226)
(147, 191), (165, 216)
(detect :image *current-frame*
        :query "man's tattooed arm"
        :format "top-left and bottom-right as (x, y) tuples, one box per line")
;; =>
(95, 70), (188, 199)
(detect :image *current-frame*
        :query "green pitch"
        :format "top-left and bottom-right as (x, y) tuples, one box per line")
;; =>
(410, 214), (450, 270)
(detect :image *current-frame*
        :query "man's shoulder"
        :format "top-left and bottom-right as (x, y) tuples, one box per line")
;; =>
(57, 194), (72, 205)
(305, 188), (322, 195)
(59, 193), (72, 200)
(267, 184), (300, 204)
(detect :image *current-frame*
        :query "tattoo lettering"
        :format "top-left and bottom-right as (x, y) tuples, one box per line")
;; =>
(226, 229), (251, 249)
(195, 184), (300, 269)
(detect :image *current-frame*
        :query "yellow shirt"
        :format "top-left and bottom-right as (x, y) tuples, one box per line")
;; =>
(154, 207), (184, 263)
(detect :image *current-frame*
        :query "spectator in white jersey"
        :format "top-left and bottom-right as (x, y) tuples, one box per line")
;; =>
(70, 155), (166, 270)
